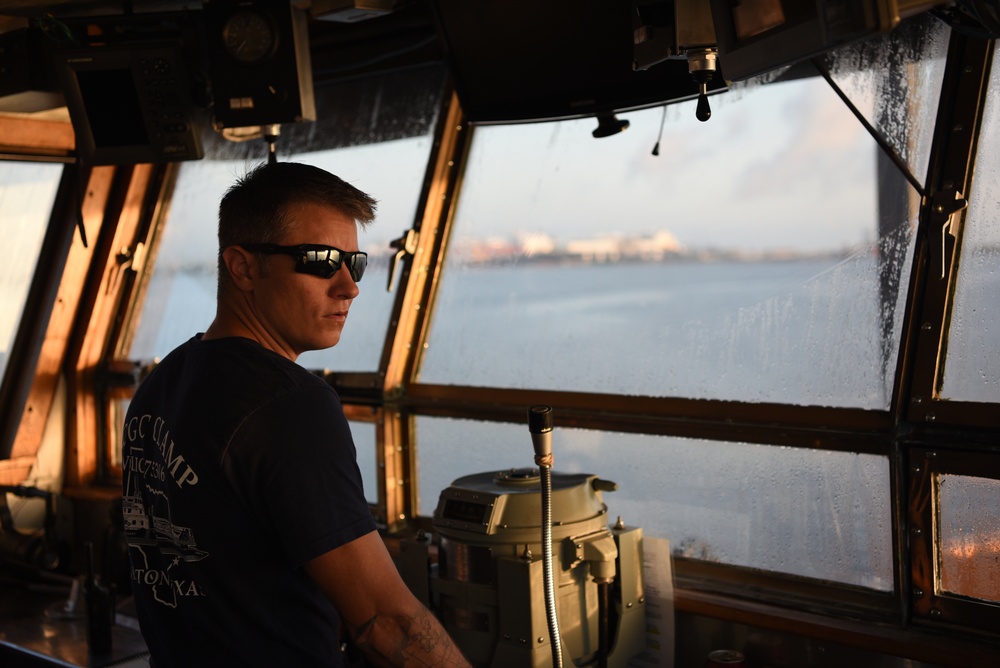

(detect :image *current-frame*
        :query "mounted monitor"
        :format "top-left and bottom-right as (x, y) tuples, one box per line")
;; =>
(53, 43), (205, 166)
(708, 0), (939, 81)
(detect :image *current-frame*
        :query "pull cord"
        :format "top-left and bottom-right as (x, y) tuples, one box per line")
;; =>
(651, 104), (667, 156)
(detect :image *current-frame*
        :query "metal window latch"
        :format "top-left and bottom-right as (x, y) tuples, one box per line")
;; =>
(386, 229), (419, 292)
(929, 191), (967, 280)
(107, 242), (147, 295)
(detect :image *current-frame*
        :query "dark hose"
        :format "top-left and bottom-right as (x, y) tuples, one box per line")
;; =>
(597, 580), (610, 668)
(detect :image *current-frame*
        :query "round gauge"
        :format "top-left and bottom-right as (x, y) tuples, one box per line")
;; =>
(222, 10), (277, 64)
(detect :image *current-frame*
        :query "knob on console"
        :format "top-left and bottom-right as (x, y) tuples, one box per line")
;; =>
(527, 405), (553, 458)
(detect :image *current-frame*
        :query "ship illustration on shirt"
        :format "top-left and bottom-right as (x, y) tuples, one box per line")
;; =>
(123, 445), (208, 563)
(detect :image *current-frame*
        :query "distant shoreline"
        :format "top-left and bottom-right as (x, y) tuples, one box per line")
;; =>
(445, 247), (849, 268)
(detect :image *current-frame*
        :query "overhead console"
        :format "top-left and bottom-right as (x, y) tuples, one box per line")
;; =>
(428, 0), (727, 125)
(707, 0), (950, 81)
(32, 10), (211, 166)
(426, 0), (957, 128)
(2, 0), (990, 163)
(0, 1), (318, 166)
(51, 12), (208, 166)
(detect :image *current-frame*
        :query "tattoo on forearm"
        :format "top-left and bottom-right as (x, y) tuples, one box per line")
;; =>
(352, 610), (469, 667)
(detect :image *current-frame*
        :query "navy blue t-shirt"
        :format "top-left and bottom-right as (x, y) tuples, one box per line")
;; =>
(121, 335), (376, 667)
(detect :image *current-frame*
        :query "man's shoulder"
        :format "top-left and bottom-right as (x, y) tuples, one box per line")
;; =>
(138, 336), (330, 406)
(168, 336), (315, 378)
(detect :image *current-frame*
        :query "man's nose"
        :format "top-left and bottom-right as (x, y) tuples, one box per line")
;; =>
(330, 263), (360, 297)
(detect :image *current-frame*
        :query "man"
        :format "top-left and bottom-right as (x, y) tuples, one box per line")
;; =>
(122, 162), (469, 667)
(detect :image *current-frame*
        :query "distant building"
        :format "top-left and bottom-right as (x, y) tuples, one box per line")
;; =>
(565, 236), (622, 263)
(454, 229), (689, 264)
(565, 230), (686, 263)
(517, 232), (556, 256)
(622, 230), (686, 260)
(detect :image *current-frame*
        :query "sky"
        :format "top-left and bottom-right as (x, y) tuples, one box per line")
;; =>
(455, 76), (881, 253)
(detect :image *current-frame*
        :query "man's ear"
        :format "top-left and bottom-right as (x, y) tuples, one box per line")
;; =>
(221, 246), (257, 292)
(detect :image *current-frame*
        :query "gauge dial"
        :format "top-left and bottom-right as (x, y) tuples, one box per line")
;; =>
(222, 10), (277, 64)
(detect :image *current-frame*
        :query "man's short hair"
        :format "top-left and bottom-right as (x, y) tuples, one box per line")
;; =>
(218, 162), (378, 253)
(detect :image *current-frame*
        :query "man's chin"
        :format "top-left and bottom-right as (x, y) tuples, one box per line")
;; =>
(318, 332), (343, 350)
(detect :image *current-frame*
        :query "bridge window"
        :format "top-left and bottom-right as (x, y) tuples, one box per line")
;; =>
(938, 473), (1000, 603)
(349, 418), (378, 505)
(909, 447), (1000, 633)
(941, 43), (1000, 403)
(416, 416), (892, 590)
(822, 14), (949, 190)
(420, 74), (916, 409)
(0, 162), (62, 382)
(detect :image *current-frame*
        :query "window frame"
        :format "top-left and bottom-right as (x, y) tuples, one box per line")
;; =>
(908, 444), (1000, 634)
(904, 33), (996, 430)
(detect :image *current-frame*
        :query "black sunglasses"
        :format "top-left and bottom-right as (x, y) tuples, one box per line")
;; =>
(241, 244), (367, 282)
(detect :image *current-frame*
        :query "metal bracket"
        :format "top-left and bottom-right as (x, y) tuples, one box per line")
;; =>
(107, 241), (147, 295)
(565, 529), (619, 580)
(386, 228), (419, 292)
(928, 190), (968, 279)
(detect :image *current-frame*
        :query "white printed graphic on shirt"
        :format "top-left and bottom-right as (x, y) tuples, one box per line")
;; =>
(122, 413), (207, 606)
